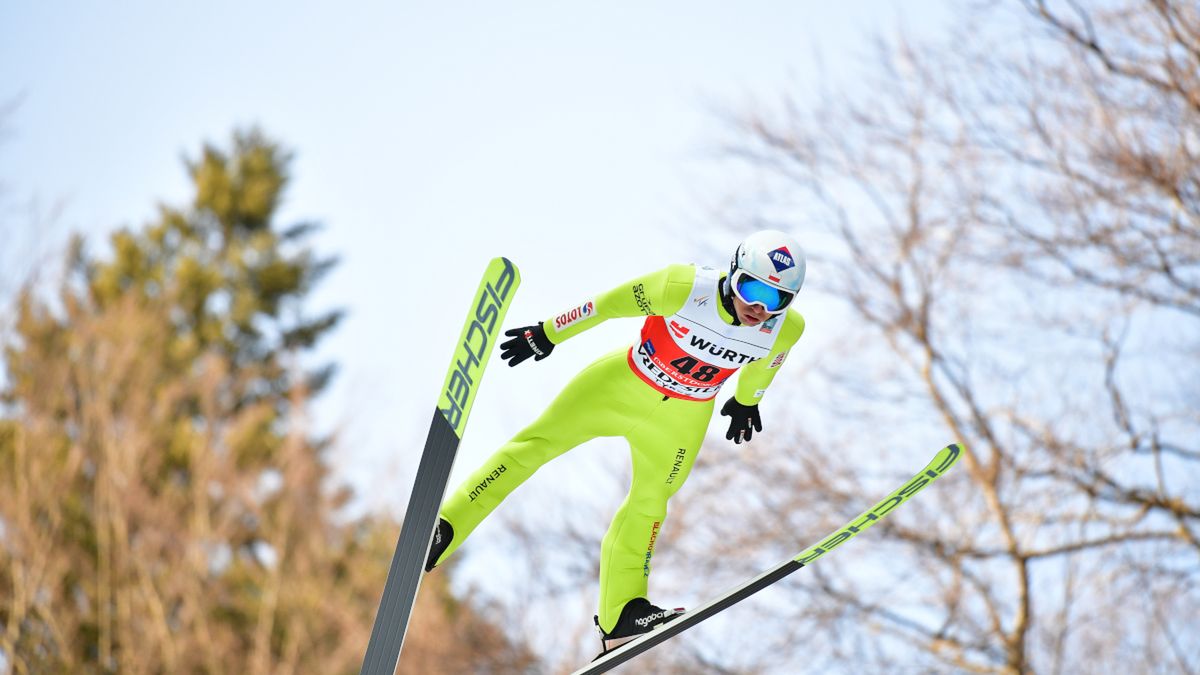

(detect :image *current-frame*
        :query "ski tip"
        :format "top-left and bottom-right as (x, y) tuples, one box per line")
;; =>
(934, 443), (963, 474)
(488, 257), (521, 288)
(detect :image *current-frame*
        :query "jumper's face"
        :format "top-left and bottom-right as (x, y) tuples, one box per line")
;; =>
(731, 296), (770, 326)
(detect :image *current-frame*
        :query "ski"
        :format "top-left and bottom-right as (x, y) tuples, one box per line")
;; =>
(359, 257), (520, 675)
(574, 442), (962, 675)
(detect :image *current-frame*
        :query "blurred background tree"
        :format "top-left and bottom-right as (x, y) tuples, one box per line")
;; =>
(671, 1), (1198, 672)
(486, 2), (1199, 673)
(0, 130), (539, 673)
(2, 2), (1196, 673)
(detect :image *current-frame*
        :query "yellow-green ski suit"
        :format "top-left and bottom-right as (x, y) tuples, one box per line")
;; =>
(432, 263), (804, 632)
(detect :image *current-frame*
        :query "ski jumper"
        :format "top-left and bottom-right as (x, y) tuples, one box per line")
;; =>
(432, 263), (805, 632)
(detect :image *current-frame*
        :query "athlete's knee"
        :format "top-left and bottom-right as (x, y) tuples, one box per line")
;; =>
(496, 433), (561, 468)
(626, 493), (670, 520)
(663, 477), (693, 499)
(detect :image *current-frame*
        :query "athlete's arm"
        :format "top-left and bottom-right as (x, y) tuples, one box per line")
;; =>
(732, 309), (806, 404)
(540, 264), (696, 344)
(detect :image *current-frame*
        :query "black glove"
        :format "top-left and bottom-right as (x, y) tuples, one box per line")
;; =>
(500, 323), (555, 367)
(720, 397), (762, 444)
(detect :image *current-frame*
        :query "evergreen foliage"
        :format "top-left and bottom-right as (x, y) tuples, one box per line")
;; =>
(0, 130), (538, 674)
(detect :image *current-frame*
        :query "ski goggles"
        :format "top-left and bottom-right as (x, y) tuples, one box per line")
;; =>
(731, 270), (795, 314)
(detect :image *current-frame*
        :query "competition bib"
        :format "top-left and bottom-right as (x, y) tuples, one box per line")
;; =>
(627, 266), (780, 400)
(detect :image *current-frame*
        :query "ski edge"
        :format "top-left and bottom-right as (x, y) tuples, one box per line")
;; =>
(574, 442), (962, 675)
(359, 256), (521, 675)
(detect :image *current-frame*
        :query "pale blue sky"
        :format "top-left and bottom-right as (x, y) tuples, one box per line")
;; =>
(1, 2), (952, 664)
(3, 1), (951, 506)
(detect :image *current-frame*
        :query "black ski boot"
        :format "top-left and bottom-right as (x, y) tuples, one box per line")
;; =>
(424, 517), (453, 572)
(594, 597), (685, 655)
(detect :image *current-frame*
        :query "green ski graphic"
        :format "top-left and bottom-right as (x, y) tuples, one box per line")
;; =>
(577, 443), (962, 675)
(360, 257), (520, 675)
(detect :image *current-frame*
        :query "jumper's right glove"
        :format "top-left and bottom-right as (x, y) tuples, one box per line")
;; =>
(500, 323), (555, 367)
(720, 397), (762, 444)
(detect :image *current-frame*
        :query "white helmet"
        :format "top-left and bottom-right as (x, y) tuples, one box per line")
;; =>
(728, 230), (806, 313)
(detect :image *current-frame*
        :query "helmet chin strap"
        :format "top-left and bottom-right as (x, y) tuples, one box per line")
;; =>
(719, 274), (742, 326)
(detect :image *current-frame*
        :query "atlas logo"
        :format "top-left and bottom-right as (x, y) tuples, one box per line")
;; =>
(668, 321), (690, 339)
(441, 258), (518, 433)
(768, 246), (795, 273)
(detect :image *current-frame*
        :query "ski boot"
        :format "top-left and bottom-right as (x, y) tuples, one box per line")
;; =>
(594, 597), (685, 657)
(424, 517), (453, 572)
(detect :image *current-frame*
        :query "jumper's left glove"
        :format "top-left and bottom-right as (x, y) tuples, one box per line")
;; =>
(499, 323), (555, 367)
(720, 397), (762, 444)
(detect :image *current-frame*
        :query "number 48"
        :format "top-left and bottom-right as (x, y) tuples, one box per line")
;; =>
(669, 356), (721, 382)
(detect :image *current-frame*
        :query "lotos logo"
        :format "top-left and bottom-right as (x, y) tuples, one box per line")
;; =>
(554, 300), (595, 330)
(668, 321), (690, 339)
(768, 246), (795, 273)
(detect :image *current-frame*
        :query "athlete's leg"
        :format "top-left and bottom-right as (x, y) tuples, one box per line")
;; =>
(434, 349), (636, 566)
(596, 395), (713, 632)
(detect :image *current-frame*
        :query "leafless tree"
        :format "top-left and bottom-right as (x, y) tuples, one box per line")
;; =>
(686, 1), (1199, 673)
(341, 4), (1198, 673)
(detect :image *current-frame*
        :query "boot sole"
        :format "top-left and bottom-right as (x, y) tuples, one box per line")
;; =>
(596, 609), (685, 657)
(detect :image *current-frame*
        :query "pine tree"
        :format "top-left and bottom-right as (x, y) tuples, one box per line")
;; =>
(0, 130), (539, 673)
